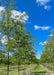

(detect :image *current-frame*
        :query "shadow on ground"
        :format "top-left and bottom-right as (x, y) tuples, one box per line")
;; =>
(30, 72), (49, 75)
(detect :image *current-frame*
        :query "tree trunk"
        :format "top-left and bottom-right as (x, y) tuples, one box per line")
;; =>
(7, 51), (9, 75)
(18, 63), (20, 75)
(23, 61), (26, 75)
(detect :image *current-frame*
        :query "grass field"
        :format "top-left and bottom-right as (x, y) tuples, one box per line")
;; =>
(0, 64), (36, 75)
(42, 63), (54, 71)
(31, 64), (47, 75)
(0, 64), (54, 75)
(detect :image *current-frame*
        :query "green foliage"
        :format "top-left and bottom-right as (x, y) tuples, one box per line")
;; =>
(0, 0), (37, 66)
(40, 29), (54, 63)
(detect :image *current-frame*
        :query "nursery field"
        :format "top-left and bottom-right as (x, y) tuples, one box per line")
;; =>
(0, 64), (36, 75)
(31, 64), (47, 75)
(0, 0), (54, 75)
(0, 63), (54, 75)
(31, 64), (54, 75)
(42, 63), (54, 71)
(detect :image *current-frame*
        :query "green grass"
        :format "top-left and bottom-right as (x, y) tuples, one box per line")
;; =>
(10, 64), (36, 75)
(0, 72), (7, 75)
(31, 64), (47, 75)
(0, 65), (26, 72)
(0, 64), (36, 75)
(32, 65), (46, 73)
(43, 64), (54, 71)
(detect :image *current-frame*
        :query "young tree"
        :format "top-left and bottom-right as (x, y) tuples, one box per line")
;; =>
(0, 1), (16, 75)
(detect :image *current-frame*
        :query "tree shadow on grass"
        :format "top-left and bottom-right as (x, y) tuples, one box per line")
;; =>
(30, 71), (48, 75)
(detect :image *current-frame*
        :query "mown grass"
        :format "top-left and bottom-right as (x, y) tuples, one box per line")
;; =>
(10, 64), (36, 75)
(43, 64), (54, 71)
(0, 64), (36, 75)
(31, 64), (47, 75)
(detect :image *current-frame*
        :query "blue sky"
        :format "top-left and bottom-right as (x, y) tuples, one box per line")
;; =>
(15, 0), (54, 59)
(0, 0), (54, 59)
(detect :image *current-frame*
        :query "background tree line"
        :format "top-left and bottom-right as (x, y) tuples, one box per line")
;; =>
(40, 29), (54, 63)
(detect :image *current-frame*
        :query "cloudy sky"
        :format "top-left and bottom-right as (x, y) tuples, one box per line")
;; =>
(0, 0), (54, 59)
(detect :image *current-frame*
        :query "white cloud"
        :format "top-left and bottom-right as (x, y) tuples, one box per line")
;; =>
(0, 6), (28, 23)
(34, 25), (40, 29)
(0, 6), (5, 11)
(34, 25), (50, 30)
(0, 6), (5, 20)
(1, 35), (8, 44)
(36, 0), (51, 10)
(36, 0), (50, 5)
(44, 5), (51, 10)
(11, 10), (29, 23)
(50, 34), (53, 36)
(39, 42), (44, 45)
(39, 41), (47, 45)
(1, 35), (14, 44)
(43, 41), (47, 44)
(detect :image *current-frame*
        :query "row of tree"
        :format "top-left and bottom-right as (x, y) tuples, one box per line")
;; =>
(40, 29), (54, 63)
(0, 0), (37, 75)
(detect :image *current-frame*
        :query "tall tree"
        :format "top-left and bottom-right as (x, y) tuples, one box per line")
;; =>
(0, 1), (16, 75)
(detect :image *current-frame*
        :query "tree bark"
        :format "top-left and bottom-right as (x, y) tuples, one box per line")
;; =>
(7, 51), (9, 75)
(18, 63), (20, 75)
(23, 60), (26, 75)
